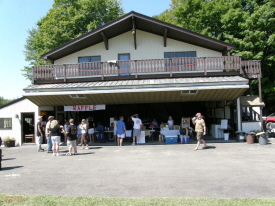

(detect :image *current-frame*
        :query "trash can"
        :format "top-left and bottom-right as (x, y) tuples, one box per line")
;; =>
(224, 133), (229, 141)
(256, 132), (268, 145)
(246, 132), (255, 144)
(235, 131), (245, 142)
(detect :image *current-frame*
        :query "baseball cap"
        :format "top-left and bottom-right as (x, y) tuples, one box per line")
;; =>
(48, 116), (54, 120)
(196, 113), (202, 116)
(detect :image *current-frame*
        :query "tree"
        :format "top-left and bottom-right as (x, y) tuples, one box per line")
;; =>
(0, 97), (13, 106)
(23, 0), (124, 80)
(155, 0), (275, 112)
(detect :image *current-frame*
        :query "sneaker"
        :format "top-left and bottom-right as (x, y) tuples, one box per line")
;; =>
(66, 152), (72, 156)
(38, 149), (44, 152)
(132, 142), (135, 145)
(57, 153), (62, 156)
(78, 144), (82, 146)
(73, 152), (77, 155)
(85, 146), (89, 150)
(81, 147), (84, 150)
(59, 142), (63, 146)
(47, 151), (53, 153)
(53, 153), (56, 156)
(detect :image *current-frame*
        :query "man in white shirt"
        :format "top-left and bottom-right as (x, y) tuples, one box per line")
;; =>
(131, 114), (142, 145)
(46, 116), (54, 153)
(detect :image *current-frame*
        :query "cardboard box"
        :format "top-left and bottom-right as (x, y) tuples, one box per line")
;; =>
(173, 125), (180, 130)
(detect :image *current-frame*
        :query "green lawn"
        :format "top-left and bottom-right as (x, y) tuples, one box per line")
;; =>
(1, 194), (275, 206)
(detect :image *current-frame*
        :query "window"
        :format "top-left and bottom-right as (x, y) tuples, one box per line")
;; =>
(78, 56), (101, 63)
(0, 118), (12, 129)
(78, 56), (101, 75)
(164, 51), (197, 71)
(164, 51), (196, 58)
(118, 53), (131, 76)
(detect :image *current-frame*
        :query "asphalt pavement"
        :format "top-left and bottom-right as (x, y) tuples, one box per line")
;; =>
(1, 138), (275, 198)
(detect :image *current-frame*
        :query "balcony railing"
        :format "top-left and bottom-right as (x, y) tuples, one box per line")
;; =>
(32, 56), (261, 83)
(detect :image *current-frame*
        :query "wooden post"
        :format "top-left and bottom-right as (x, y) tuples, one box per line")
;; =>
(63, 64), (66, 82)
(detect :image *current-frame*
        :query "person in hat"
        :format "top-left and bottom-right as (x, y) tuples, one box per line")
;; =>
(45, 116), (54, 153)
(192, 113), (208, 151)
(36, 116), (44, 152)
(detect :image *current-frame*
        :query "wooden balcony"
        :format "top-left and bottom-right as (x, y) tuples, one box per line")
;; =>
(32, 56), (261, 84)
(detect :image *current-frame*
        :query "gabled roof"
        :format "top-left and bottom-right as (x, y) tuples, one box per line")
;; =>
(41, 11), (234, 61)
(0, 97), (26, 110)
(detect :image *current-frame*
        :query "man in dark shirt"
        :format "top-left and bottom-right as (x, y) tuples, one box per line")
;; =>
(96, 122), (105, 143)
(66, 119), (78, 155)
(37, 116), (44, 152)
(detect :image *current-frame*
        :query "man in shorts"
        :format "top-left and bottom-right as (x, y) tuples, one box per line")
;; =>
(66, 119), (78, 155)
(116, 116), (126, 146)
(131, 114), (142, 145)
(192, 113), (208, 151)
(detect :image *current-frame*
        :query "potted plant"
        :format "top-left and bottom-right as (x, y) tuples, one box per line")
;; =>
(3, 137), (16, 147)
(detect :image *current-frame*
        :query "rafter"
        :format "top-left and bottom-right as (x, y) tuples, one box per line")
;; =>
(163, 28), (168, 47)
(101, 32), (108, 50)
(132, 16), (137, 50)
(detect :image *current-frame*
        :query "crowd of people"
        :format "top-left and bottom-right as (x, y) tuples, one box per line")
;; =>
(36, 113), (208, 155)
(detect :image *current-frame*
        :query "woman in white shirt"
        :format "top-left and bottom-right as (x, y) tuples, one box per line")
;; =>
(168, 116), (174, 130)
(80, 119), (88, 149)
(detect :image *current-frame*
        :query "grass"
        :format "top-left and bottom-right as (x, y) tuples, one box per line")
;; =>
(0, 194), (275, 206)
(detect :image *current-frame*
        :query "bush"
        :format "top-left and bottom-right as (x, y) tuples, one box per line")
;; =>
(3, 137), (15, 142)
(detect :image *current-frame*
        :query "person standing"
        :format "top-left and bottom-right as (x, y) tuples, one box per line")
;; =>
(168, 116), (174, 130)
(113, 117), (118, 142)
(80, 119), (88, 149)
(96, 122), (105, 143)
(77, 121), (82, 146)
(131, 114), (142, 145)
(45, 116), (54, 153)
(88, 117), (95, 143)
(66, 119), (78, 155)
(36, 116), (44, 152)
(116, 116), (126, 146)
(64, 120), (69, 144)
(192, 113), (208, 151)
(50, 120), (64, 156)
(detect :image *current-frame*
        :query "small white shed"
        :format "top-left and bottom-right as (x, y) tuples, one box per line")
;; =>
(0, 97), (39, 146)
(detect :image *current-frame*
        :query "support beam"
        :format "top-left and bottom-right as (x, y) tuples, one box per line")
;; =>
(258, 76), (264, 131)
(163, 28), (168, 47)
(101, 32), (108, 50)
(237, 97), (242, 131)
(132, 16), (137, 50)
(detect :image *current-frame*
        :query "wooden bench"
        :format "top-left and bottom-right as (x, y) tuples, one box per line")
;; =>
(25, 134), (35, 143)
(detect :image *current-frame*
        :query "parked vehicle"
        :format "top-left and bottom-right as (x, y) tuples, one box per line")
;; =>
(262, 113), (275, 127)
(263, 113), (275, 136)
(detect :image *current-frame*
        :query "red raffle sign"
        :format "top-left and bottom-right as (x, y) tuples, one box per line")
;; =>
(64, 105), (105, 111)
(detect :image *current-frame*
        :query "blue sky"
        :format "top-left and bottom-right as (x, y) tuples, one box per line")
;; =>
(0, 0), (171, 100)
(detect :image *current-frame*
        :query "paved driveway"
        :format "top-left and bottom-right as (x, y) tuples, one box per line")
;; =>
(1, 139), (275, 198)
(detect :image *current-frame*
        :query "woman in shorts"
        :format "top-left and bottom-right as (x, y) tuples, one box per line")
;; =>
(116, 116), (126, 146)
(50, 120), (64, 156)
